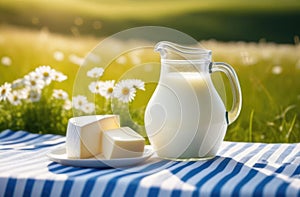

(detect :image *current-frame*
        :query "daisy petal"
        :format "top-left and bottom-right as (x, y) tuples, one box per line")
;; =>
(87, 67), (104, 78)
(99, 80), (115, 99)
(0, 82), (12, 101)
(114, 80), (136, 103)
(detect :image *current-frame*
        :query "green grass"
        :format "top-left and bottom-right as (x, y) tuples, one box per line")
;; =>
(0, 26), (299, 143)
(0, 0), (300, 142)
(0, 25), (97, 94)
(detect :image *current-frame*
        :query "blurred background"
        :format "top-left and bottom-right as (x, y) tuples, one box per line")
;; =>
(0, 0), (300, 143)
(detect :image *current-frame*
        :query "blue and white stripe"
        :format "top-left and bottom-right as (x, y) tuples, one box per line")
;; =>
(0, 130), (299, 197)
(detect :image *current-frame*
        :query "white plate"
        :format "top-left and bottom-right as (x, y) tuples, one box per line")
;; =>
(47, 145), (154, 168)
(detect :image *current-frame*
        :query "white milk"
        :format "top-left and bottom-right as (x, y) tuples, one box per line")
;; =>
(145, 72), (227, 159)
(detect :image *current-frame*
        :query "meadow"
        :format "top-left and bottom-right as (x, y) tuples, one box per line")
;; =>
(0, 0), (299, 143)
(1, 0), (300, 43)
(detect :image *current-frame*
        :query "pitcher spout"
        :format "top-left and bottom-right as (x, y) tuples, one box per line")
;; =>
(154, 41), (211, 61)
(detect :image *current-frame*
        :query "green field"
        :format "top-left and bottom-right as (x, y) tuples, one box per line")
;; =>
(1, 0), (300, 43)
(0, 0), (300, 143)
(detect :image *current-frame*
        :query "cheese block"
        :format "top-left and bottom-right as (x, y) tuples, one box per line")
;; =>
(102, 127), (145, 159)
(66, 115), (120, 159)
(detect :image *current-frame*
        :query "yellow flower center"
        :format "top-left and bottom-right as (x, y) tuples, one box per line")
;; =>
(31, 80), (36, 86)
(1, 89), (6, 95)
(122, 87), (129, 95)
(107, 87), (113, 94)
(43, 72), (49, 77)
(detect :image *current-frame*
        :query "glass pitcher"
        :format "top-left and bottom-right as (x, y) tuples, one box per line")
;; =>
(144, 41), (242, 160)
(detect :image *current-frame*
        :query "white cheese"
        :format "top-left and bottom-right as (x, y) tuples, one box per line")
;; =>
(102, 127), (145, 159)
(66, 115), (120, 159)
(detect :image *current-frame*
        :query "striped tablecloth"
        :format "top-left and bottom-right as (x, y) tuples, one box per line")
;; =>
(0, 129), (299, 197)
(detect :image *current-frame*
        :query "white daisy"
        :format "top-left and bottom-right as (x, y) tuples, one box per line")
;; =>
(53, 71), (67, 82)
(27, 89), (41, 102)
(53, 51), (64, 61)
(272, 65), (282, 75)
(88, 81), (101, 94)
(72, 95), (88, 110)
(99, 80), (115, 99)
(27, 71), (41, 80)
(87, 67), (104, 78)
(11, 78), (25, 89)
(63, 99), (72, 110)
(15, 88), (28, 100)
(8, 91), (23, 106)
(23, 72), (45, 90)
(20, 87), (30, 100)
(81, 102), (95, 114)
(52, 89), (69, 100)
(0, 82), (12, 101)
(114, 80), (136, 103)
(127, 79), (145, 91)
(35, 65), (55, 85)
(1, 56), (12, 66)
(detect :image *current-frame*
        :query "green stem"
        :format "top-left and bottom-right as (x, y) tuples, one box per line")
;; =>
(249, 109), (254, 142)
(285, 114), (297, 143)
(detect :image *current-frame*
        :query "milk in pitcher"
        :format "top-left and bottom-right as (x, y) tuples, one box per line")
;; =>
(145, 68), (227, 159)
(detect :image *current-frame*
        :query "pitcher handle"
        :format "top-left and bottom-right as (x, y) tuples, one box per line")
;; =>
(210, 62), (242, 124)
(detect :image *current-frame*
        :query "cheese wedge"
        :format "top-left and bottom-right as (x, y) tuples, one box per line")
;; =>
(66, 115), (120, 159)
(102, 127), (145, 159)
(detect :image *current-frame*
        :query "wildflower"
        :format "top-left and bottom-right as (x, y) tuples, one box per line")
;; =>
(69, 54), (84, 66)
(27, 89), (41, 102)
(53, 71), (67, 82)
(52, 89), (69, 100)
(8, 91), (23, 106)
(63, 99), (72, 110)
(0, 82), (12, 101)
(272, 65), (282, 75)
(27, 71), (41, 80)
(116, 56), (127, 64)
(127, 79), (145, 91)
(35, 65), (55, 85)
(81, 102), (95, 114)
(88, 81), (101, 94)
(240, 51), (256, 66)
(23, 72), (45, 90)
(99, 80), (115, 99)
(72, 95), (88, 110)
(53, 51), (64, 61)
(1, 56), (12, 66)
(114, 80), (136, 103)
(88, 53), (101, 63)
(87, 67), (104, 78)
(74, 17), (83, 26)
(17, 88), (28, 99)
(11, 78), (25, 89)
